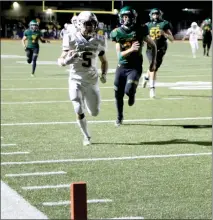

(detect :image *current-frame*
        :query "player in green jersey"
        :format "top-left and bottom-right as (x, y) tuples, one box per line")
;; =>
(201, 18), (212, 56)
(110, 6), (157, 126)
(142, 8), (174, 98)
(22, 20), (50, 77)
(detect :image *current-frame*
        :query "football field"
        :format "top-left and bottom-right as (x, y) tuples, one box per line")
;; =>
(1, 40), (212, 219)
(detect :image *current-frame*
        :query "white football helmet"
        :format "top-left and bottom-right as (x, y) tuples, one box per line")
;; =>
(71, 15), (78, 28)
(64, 23), (68, 29)
(77, 11), (98, 36)
(191, 22), (198, 29)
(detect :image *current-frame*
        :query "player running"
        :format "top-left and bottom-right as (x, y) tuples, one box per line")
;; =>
(57, 11), (108, 146)
(182, 22), (202, 58)
(142, 8), (174, 98)
(201, 18), (212, 56)
(22, 20), (50, 77)
(110, 6), (157, 126)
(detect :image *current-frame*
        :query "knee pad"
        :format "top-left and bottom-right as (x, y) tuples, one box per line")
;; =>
(125, 81), (138, 97)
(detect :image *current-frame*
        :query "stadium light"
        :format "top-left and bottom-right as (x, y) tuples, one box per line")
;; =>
(46, 8), (53, 14)
(183, 8), (189, 11)
(13, 2), (20, 10)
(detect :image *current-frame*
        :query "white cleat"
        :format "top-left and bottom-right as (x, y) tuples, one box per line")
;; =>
(141, 74), (149, 88)
(83, 137), (91, 146)
(31, 74), (35, 77)
(150, 88), (156, 98)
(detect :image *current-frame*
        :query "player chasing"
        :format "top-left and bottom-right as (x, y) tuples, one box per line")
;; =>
(201, 18), (212, 56)
(141, 8), (174, 98)
(57, 11), (108, 146)
(22, 20), (50, 77)
(110, 6), (157, 126)
(182, 22), (202, 58)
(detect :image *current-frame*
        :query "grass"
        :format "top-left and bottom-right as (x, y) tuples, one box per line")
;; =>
(1, 39), (212, 219)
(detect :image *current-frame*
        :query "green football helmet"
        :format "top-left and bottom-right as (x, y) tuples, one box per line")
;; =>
(29, 20), (39, 31)
(118, 6), (138, 28)
(205, 18), (211, 24)
(149, 8), (163, 21)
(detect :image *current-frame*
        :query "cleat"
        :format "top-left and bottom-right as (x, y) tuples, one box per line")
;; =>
(128, 95), (135, 106)
(31, 74), (35, 77)
(83, 137), (91, 146)
(150, 88), (156, 98)
(141, 74), (149, 88)
(115, 118), (123, 127)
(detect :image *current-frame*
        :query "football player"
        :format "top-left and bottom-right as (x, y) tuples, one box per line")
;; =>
(201, 18), (212, 56)
(142, 8), (174, 98)
(182, 22), (202, 58)
(57, 11), (108, 146)
(110, 6), (157, 126)
(66, 15), (79, 34)
(22, 20), (50, 77)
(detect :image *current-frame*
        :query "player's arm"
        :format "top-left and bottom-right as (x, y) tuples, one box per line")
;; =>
(143, 35), (157, 72)
(98, 51), (108, 83)
(39, 36), (50, 43)
(115, 42), (140, 59)
(162, 29), (174, 42)
(22, 35), (27, 50)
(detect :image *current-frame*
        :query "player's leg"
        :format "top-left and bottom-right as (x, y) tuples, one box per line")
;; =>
(69, 79), (91, 146)
(141, 49), (152, 88)
(114, 66), (126, 126)
(125, 67), (142, 106)
(206, 37), (212, 56)
(203, 39), (207, 56)
(31, 47), (39, 76)
(190, 41), (196, 58)
(84, 82), (101, 117)
(26, 48), (33, 64)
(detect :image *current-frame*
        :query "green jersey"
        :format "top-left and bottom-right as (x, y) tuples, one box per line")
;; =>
(146, 20), (172, 49)
(110, 25), (149, 66)
(24, 29), (42, 49)
(202, 23), (212, 38)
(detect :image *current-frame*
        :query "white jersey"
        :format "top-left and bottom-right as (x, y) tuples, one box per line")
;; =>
(63, 31), (106, 83)
(67, 24), (78, 34)
(186, 27), (201, 41)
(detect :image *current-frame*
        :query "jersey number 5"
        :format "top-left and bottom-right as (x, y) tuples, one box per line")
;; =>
(82, 52), (92, 67)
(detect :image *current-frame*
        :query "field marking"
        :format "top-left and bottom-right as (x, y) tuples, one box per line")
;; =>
(1, 97), (183, 105)
(1, 143), (17, 147)
(1, 152), (211, 166)
(1, 151), (29, 155)
(22, 184), (70, 190)
(1, 117), (211, 127)
(5, 171), (67, 177)
(1, 74), (211, 81)
(1, 181), (48, 219)
(42, 199), (113, 206)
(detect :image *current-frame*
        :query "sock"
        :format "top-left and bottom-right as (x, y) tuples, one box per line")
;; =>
(32, 60), (37, 74)
(77, 117), (90, 139)
(115, 92), (124, 120)
(149, 79), (155, 88)
(204, 48), (206, 55)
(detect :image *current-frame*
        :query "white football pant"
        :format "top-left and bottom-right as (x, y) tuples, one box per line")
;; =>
(189, 40), (199, 56)
(69, 79), (101, 117)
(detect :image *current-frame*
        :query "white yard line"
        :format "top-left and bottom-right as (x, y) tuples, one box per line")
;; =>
(1, 97), (183, 105)
(5, 171), (67, 177)
(1, 152), (211, 166)
(1, 144), (17, 147)
(1, 181), (48, 219)
(22, 184), (70, 190)
(1, 117), (211, 127)
(42, 199), (113, 206)
(1, 152), (29, 155)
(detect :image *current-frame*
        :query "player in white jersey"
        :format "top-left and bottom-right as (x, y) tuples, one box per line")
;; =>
(67, 15), (79, 34)
(182, 22), (202, 58)
(58, 11), (108, 146)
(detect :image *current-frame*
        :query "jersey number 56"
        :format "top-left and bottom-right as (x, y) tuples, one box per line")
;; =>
(82, 52), (92, 67)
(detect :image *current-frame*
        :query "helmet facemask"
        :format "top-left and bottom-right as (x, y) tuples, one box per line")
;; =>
(79, 18), (98, 36)
(119, 11), (137, 30)
(30, 23), (38, 31)
(149, 9), (163, 22)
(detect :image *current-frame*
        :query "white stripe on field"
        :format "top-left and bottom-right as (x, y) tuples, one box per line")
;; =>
(1, 117), (211, 126)
(1, 144), (17, 147)
(1, 152), (211, 166)
(1, 152), (29, 155)
(1, 181), (48, 219)
(1, 97), (183, 105)
(42, 199), (113, 206)
(22, 184), (70, 190)
(5, 171), (67, 177)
